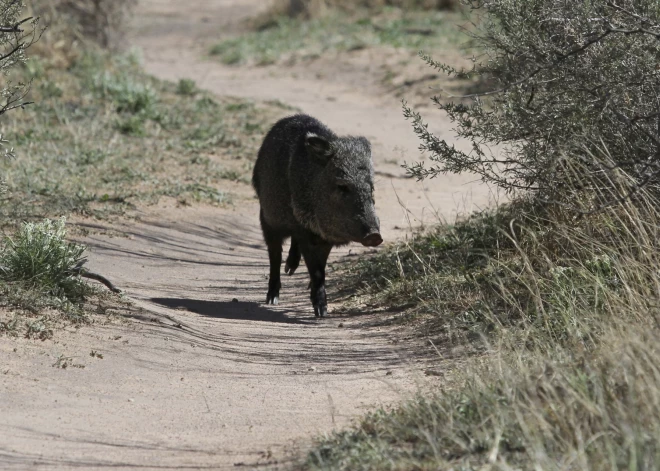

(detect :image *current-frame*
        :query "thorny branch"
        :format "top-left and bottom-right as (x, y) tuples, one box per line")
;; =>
(0, 15), (31, 33)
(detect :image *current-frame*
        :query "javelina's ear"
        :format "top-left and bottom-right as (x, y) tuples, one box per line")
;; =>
(305, 132), (334, 164)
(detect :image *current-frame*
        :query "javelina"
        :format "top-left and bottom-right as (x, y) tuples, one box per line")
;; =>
(252, 114), (382, 317)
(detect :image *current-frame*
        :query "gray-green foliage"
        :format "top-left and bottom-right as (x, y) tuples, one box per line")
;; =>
(176, 78), (197, 96)
(405, 0), (660, 203)
(94, 70), (157, 115)
(0, 217), (87, 301)
(1, 0), (38, 158)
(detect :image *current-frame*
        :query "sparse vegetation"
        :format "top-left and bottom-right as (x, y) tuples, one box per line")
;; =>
(265, 0), (459, 21)
(211, 8), (466, 66)
(0, 48), (281, 225)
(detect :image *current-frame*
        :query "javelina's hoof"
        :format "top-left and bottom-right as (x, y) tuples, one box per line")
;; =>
(285, 260), (298, 275)
(266, 296), (279, 305)
(314, 305), (327, 318)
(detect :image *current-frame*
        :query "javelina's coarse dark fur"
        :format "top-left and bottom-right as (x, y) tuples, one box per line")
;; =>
(252, 114), (382, 317)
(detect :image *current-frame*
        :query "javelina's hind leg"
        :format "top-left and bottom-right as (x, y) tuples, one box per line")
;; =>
(285, 238), (301, 275)
(260, 212), (283, 305)
(300, 240), (332, 317)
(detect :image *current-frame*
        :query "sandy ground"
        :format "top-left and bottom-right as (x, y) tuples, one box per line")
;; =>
(0, 2), (494, 470)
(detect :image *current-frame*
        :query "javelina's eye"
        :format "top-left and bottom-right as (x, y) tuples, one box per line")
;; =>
(337, 184), (350, 194)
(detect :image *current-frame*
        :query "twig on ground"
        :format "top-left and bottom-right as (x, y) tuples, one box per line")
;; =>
(69, 261), (121, 293)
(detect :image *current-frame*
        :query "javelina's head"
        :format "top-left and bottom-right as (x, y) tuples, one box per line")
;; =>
(306, 132), (382, 247)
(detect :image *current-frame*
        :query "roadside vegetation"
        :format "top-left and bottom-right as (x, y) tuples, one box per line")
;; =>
(211, 1), (464, 66)
(300, 0), (660, 469)
(0, 0), (284, 338)
(2, 50), (277, 223)
(0, 217), (101, 340)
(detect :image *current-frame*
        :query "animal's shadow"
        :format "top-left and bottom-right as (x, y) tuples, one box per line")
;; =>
(149, 298), (315, 325)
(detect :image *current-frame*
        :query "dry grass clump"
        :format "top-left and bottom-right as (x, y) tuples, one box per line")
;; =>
(306, 328), (660, 470)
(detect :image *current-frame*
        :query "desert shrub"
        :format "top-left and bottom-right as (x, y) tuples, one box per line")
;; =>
(0, 217), (87, 301)
(404, 0), (660, 208)
(176, 78), (197, 96)
(0, 217), (98, 337)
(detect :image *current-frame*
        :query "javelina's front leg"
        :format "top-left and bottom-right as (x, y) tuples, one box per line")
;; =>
(300, 241), (332, 317)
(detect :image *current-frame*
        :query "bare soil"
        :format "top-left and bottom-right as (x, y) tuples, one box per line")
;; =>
(0, 2), (494, 469)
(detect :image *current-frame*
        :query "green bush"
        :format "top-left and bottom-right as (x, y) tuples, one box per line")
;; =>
(405, 0), (660, 206)
(0, 217), (87, 301)
(176, 78), (197, 96)
(94, 71), (157, 114)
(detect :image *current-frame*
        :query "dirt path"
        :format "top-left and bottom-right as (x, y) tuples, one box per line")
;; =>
(1, 2), (493, 470)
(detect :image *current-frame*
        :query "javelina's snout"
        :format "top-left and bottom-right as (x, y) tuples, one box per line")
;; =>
(361, 232), (383, 247)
